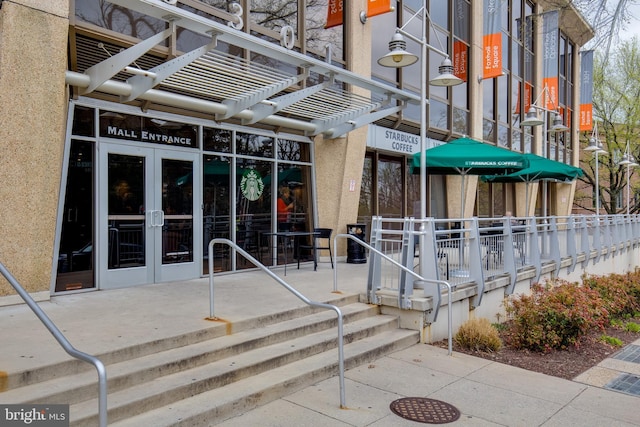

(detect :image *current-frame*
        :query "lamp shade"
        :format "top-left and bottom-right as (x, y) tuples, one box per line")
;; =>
(521, 107), (544, 126)
(548, 112), (569, 132)
(619, 154), (632, 166)
(377, 33), (418, 68)
(429, 58), (463, 86)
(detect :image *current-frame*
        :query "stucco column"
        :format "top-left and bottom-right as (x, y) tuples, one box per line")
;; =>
(314, 1), (371, 256)
(0, 1), (69, 298)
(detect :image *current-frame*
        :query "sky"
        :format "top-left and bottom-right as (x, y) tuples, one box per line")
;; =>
(621, 2), (640, 40)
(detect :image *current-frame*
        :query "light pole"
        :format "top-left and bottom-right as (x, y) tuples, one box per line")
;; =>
(618, 141), (637, 215)
(377, 3), (462, 226)
(584, 121), (607, 215)
(520, 86), (569, 218)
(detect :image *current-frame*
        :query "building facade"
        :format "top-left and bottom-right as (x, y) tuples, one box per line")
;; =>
(0, 0), (593, 300)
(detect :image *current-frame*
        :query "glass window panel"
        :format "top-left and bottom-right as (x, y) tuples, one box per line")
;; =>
(512, 40), (522, 76)
(483, 78), (494, 120)
(452, 107), (469, 135)
(359, 156), (373, 221)
(559, 36), (566, 77)
(236, 157), (273, 268)
(177, 27), (214, 54)
(162, 159), (194, 264)
(403, 102), (421, 124)
(274, 164), (314, 261)
(204, 127), (232, 153)
(236, 132), (274, 158)
(377, 158), (403, 218)
(476, 181), (490, 217)
(454, 0), (470, 41)
(371, 10), (399, 84)
(203, 154), (231, 273)
(497, 124), (509, 148)
(501, 31), (510, 71)
(523, 130), (533, 153)
(493, 183), (505, 215)
(497, 74), (508, 123)
(483, 118), (495, 141)
(277, 138), (310, 162)
(72, 105), (95, 137)
(306, 1), (343, 62)
(99, 112), (142, 141)
(500, 0), (509, 30)
(75, 0), (165, 40)
(512, 77), (522, 123)
(250, 0), (298, 40)
(429, 99), (448, 130)
(250, 52), (298, 75)
(512, 0), (522, 39)
(430, 1), (448, 29)
(56, 140), (95, 291)
(512, 128), (522, 152)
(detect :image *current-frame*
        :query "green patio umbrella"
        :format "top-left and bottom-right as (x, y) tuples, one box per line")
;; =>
(481, 153), (584, 212)
(411, 137), (528, 217)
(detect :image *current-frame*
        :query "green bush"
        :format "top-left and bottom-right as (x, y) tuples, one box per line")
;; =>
(625, 322), (640, 333)
(599, 335), (623, 347)
(582, 273), (640, 318)
(454, 318), (502, 352)
(504, 281), (609, 352)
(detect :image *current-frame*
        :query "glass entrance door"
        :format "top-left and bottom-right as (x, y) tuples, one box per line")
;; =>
(100, 143), (200, 288)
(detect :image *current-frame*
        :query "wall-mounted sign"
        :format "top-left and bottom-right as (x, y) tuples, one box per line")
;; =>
(367, 125), (440, 156)
(99, 112), (197, 148)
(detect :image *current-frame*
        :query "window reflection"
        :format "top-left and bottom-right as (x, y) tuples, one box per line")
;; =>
(204, 127), (232, 153)
(75, 0), (165, 40)
(429, 99), (448, 131)
(236, 132), (274, 158)
(378, 158), (403, 219)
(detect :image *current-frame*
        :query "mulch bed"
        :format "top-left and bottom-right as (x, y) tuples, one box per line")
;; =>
(432, 323), (640, 380)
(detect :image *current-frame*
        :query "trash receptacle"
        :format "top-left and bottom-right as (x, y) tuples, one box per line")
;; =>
(347, 223), (367, 264)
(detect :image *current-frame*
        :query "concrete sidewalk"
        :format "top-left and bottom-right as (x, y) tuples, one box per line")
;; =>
(216, 342), (640, 426)
(1, 261), (639, 426)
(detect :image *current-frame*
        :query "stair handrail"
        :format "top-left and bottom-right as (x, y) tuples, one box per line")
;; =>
(207, 238), (347, 408)
(0, 261), (107, 427)
(332, 234), (453, 355)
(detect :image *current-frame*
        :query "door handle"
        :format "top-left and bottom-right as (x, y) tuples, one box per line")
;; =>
(147, 210), (165, 227)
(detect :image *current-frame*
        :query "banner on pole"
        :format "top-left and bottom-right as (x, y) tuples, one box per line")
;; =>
(483, 0), (503, 79)
(542, 10), (559, 110)
(326, 0), (392, 29)
(579, 50), (594, 131)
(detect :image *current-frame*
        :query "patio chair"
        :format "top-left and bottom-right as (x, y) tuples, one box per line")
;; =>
(298, 228), (333, 271)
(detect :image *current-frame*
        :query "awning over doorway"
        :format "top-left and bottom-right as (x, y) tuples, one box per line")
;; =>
(65, 0), (419, 139)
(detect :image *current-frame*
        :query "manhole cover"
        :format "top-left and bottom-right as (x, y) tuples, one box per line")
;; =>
(390, 397), (460, 424)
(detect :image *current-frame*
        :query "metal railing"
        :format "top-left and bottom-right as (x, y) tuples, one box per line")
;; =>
(0, 262), (107, 427)
(367, 214), (640, 312)
(331, 233), (453, 355)
(207, 238), (347, 408)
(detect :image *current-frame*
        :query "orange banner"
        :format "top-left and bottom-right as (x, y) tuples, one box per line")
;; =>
(325, 0), (344, 29)
(367, 0), (392, 18)
(325, 0), (392, 29)
(453, 40), (468, 82)
(579, 104), (593, 131)
(543, 77), (559, 111)
(483, 33), (502, 79)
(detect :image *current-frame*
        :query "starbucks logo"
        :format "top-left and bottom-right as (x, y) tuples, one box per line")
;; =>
(240, 169), (264, 201)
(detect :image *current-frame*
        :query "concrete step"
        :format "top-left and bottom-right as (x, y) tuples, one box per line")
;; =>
(71, 311), (410, 426)
(4, 293), (361, 390)
(109, 328), (420, 427)
(1, 301), (376, 406)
